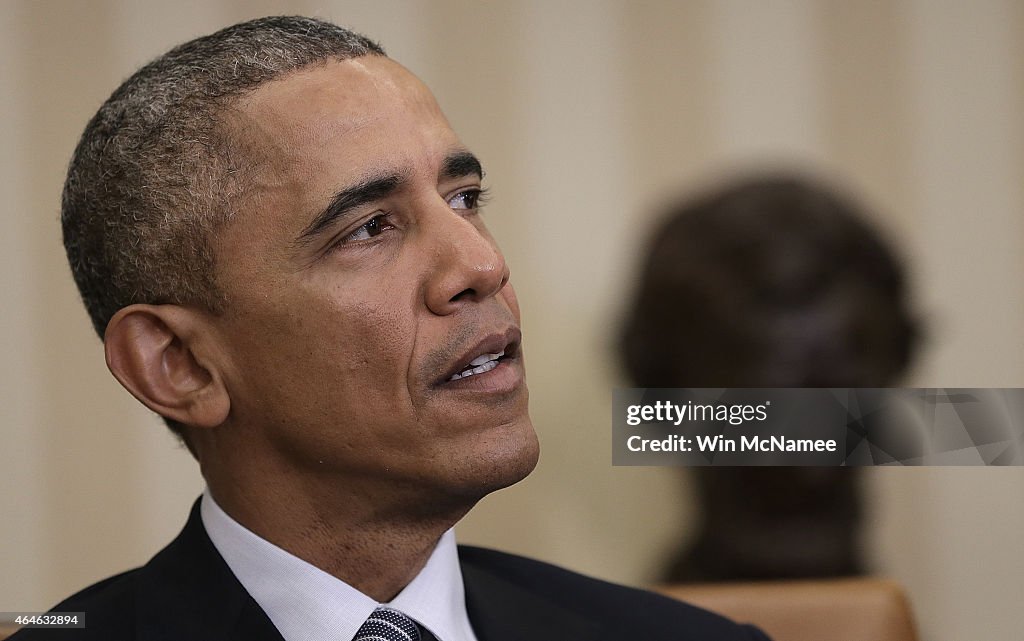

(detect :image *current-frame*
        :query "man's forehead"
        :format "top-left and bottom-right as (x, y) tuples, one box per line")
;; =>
(235, 57), (436, 139)
(228, 56), (456, 178)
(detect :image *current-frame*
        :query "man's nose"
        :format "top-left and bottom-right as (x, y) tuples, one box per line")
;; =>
(424, 210), (510, 316)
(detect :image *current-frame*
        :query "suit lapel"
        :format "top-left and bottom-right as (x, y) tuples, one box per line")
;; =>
(133, 499), (285, 640)
(461, 560), (602, 641)
(131, 500), (605, 641)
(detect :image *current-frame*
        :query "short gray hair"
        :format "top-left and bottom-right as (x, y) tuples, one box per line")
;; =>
(63, 15), (385, 337)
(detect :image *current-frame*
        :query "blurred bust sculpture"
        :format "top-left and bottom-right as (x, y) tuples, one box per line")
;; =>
(619, 175), (920, 581)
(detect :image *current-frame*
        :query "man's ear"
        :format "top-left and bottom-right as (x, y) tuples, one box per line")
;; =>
(104, 304), (230, 429)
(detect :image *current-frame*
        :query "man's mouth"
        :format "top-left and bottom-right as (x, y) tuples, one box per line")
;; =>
(448, 351), (505, 381)
(437, 327), (522, 388)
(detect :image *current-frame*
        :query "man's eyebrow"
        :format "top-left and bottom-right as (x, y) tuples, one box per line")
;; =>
(442, 151), (484, 181)
(294, 152), (482, 246)
(296, 173), (404, 244)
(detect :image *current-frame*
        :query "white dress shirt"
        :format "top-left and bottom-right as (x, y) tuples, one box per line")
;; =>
(201, 490), (479, 641)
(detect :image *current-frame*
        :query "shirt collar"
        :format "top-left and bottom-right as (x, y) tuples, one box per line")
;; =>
(200, 490), (478, 641)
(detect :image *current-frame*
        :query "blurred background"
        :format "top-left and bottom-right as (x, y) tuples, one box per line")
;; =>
(1, 1), (1022, 640)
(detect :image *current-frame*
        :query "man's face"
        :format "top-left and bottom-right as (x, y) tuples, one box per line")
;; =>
(206, 56), (538, 507)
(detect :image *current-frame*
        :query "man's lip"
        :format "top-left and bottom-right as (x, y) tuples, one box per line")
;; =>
(437, 327), (522, 386)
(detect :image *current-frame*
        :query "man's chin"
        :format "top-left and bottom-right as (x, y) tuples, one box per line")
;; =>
(485, 420), (541, 490)
(445, 416), (540, 501)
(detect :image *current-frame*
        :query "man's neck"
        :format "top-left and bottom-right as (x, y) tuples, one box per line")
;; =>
(203, 471), (471, 601)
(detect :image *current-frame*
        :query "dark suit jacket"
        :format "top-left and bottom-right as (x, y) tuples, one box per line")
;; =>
(11, 501), (769, 640)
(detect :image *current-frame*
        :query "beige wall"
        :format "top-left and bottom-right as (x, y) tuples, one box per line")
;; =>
(1, 2), (1022, 640)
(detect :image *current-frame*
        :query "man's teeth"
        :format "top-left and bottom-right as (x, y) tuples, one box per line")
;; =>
(469, 351), (504, 367)
(449, 351), (504, 381)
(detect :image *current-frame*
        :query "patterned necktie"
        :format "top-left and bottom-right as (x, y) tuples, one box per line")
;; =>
(352, 607), (422, 641)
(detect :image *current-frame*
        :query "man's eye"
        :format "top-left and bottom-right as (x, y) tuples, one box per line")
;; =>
(344, 215), (392, 243)
(448, 188), (488, 210)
